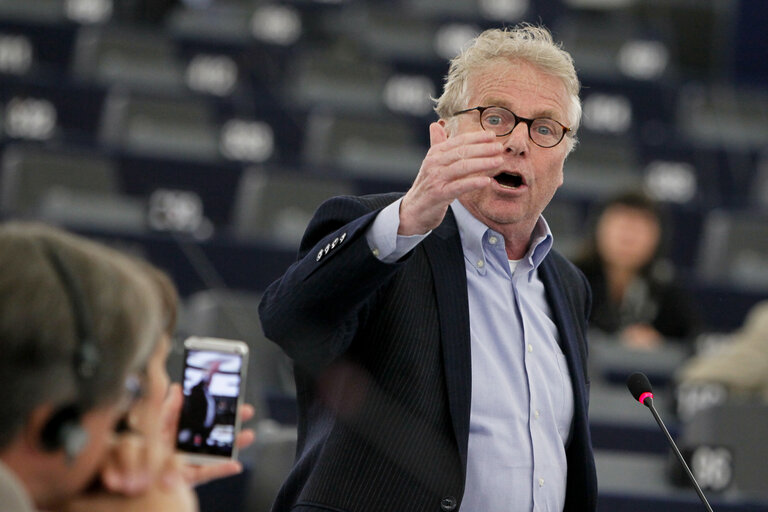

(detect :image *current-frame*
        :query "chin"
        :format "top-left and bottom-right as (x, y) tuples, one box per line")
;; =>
(484, 198), (530, 222)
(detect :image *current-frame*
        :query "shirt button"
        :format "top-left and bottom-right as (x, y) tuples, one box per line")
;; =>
(534, 409), (540, 419)
(489, 236), (498, 244)
(527, 344), (533, 353)
(372, 247), (380, 258)
(440, 496), (457, 511)
(476, 260), (484, 268)
(539, 478), (545, 487)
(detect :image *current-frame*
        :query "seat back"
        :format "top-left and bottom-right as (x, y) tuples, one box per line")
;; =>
(72, 25), (185, 92)
(231, 167), (354, 248)
(696, 210), (768, 291)
(303, 110), (425, 181)
(177, 289), (295, 422)
(99, 89), (219, 161)
(0, 144), (118, 214)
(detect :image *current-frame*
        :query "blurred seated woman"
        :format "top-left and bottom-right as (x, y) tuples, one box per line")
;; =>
(574, 192), (700, 350)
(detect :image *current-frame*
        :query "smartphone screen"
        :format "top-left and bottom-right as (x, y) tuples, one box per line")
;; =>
(176, 343), (246, 460)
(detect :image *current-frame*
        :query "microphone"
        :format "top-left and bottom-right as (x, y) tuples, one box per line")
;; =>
(626, 372), (714, 512)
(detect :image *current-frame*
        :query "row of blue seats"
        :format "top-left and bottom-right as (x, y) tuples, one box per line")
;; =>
(2, 0), (759, 85)
(2, 135), (766, 249)
(1, 3), (765, 156)
(2, 136), (767, 307)
(1, 73), (765, 218)
(1, 24), (762, 158)
(0, 219), (750, 334)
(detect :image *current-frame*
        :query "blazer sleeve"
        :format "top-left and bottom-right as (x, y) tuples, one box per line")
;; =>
(258, 193), (407, 370)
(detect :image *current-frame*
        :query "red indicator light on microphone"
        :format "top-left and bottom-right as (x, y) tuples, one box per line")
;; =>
(638, 391), (653, 405)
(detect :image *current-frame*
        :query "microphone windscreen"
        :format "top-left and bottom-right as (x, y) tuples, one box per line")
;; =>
(626, 372), (652, 402)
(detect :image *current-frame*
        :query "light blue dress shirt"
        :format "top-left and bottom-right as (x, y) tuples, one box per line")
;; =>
(366, 198), (574, 511)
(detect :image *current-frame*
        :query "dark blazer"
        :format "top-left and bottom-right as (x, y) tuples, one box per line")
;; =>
(259, 193), (597, 512)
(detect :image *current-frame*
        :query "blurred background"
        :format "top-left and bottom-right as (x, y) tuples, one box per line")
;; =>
(0, 0), (766, 510)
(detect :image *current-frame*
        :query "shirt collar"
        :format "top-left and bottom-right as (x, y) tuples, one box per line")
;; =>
(450, 200), (553, 276)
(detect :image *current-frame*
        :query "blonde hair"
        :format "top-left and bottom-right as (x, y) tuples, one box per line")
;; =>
(434, 24), (581, 152)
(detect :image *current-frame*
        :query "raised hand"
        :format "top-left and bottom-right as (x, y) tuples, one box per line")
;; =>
(99, 383), (256, 496)
(398, 122), (503, 236)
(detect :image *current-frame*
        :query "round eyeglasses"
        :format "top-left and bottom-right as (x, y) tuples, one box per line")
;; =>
(452, 105), (571, 148)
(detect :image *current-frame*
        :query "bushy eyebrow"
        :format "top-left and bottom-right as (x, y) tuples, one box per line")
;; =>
(483, 97), (563, 121)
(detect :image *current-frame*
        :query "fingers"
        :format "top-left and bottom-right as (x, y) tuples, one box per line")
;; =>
(238, 403), (255, 423)
(181, 407), (253, 486)
(438, 145), (503, 176)
(183, 460), (244, 487)
(399, 124), (502, 235)
(430, 121), (495, 149)
(93, 380), (252, 505)
(101, 434), (157, 496)
(424, 128), (503, 181)
(175, 401), (256, 487)
(235, 427), (256, 449)
(435, 125), (496, 150)
(99, 381), (183, 497)
(161, 383), (184, 443)
(159, 452), (189, 490)
(437, 141), (504, 170)
(67, 457), (196, 512)
(418, 129), (503, 197)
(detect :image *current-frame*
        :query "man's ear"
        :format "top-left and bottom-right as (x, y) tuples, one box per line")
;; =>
(429, 122), (448, 147)
(438, 118), (457, 139)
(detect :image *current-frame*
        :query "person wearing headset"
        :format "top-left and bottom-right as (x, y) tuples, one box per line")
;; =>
(0, 222), (253, 512)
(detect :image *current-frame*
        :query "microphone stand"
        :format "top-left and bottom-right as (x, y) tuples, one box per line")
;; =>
(643, 396), (714, 512)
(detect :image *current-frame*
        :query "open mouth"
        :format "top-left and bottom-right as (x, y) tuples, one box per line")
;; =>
(493, 172), (525, 189)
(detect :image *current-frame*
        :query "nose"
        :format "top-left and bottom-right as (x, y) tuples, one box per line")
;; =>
(503, 121), (529, 155)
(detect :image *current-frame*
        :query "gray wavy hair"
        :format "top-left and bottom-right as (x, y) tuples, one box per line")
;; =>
(0, 222), (164, 448)
(434, 24), (581, 152)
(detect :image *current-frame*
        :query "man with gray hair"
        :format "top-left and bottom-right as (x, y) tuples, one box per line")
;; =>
(260, 24), (597, 511)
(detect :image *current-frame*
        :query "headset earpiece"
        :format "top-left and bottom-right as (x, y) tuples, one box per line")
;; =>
(40, 405), (89, 461)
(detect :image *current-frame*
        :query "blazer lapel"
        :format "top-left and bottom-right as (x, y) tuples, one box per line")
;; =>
(422, 211), (472, 470)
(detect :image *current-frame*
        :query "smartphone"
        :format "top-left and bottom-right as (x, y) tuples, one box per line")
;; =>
(175, 336), (249, 465)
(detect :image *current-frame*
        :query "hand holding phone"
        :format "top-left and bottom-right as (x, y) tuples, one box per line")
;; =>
(175, 337), (249, 465)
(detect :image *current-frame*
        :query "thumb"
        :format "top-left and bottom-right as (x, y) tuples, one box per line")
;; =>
(429, 122), (448, 147)
(161, 383), (184, 443)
